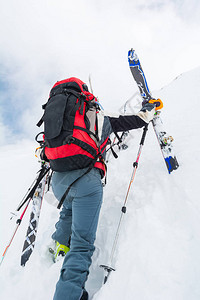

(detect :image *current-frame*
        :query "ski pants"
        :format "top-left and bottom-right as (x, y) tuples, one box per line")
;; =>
(51, 168), (103, 300)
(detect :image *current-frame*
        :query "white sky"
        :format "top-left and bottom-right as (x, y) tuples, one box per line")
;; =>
(1, 0), (200, 142)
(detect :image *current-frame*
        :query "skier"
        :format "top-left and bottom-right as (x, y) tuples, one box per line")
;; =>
(44, 77), (160, 300)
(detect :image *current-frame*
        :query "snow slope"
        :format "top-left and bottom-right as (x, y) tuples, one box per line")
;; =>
(1, 67), (200, 300)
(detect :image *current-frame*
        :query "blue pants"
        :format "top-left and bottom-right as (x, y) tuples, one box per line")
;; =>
(52, 168), (103, 300)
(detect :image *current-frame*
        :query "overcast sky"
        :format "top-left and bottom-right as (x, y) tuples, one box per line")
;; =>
(1, 0), (200, 144)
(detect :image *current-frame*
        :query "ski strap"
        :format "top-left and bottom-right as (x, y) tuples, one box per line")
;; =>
(149, 99), (163, 110)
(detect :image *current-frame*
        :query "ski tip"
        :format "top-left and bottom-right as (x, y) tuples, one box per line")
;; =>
(128, 48), (135, 55)
(128, 49), (140, 67)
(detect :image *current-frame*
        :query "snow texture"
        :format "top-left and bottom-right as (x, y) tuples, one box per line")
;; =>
(1, 68), (200, 299)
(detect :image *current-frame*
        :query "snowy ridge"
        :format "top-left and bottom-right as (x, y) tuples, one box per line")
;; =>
(1, 67), (200, 299)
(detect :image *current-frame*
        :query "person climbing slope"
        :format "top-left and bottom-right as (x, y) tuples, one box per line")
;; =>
(37, 77), (161, 300)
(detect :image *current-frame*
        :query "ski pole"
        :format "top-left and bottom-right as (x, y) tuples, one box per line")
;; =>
(0, 198), (32, 267)
(16, 163), (50, 212)
(12, 177), (38, 216)
(100, 125), (148, 283)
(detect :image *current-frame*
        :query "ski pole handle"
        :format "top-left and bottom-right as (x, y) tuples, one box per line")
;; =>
(140, 125), (148, 145)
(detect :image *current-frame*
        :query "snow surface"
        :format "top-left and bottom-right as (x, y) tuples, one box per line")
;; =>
(1, 68), (200, 299)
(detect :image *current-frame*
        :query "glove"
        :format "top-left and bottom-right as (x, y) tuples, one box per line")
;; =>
(137, 102), (156, 123)
(137, 98), (163, 123)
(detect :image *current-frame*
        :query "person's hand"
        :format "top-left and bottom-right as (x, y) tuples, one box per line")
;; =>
(137, 102), (156, 123)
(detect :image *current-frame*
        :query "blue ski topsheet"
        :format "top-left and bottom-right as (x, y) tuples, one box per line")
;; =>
(128, 49), (151, 102)
(128, 49), (179, 174)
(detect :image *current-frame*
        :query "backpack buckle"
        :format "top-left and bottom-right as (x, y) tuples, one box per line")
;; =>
(63, 136), (75, 145)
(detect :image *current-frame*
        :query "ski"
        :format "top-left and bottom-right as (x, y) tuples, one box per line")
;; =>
(21, 162), (49, 266)
(128, 49), (179, 173)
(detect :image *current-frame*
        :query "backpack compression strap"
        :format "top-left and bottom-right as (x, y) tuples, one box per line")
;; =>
(37, 89), (86, 128)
